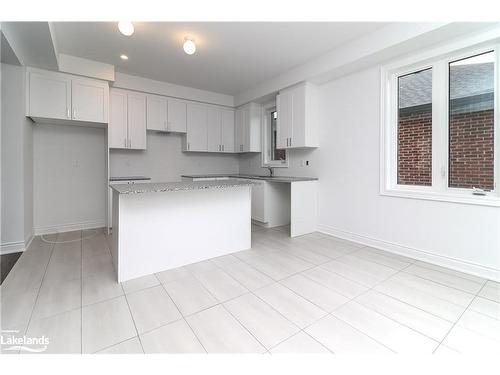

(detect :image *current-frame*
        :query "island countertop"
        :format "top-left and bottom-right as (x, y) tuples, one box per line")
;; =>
(110, 180), (255, 195)
(181, 174), (318, 183)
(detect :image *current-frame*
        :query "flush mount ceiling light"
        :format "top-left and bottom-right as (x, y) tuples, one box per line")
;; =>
(183, 37), (196, 55)
(118, 21), (134, 36)
(120, 54), (129, 60)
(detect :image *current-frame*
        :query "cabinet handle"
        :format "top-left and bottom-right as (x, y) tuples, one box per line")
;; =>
(187, 142), (190, 150)
(222, 144), (224, 152)
(67, 108), (70, 118)
(73, 109), (77, 119)
(129, 139), (131, 148)
(289, 137), (292, 147)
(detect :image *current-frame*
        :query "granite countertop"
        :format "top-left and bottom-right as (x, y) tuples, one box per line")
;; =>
(181, 174), (318, 183)
(109, 176), (151, 182)
(110, 180), (255, 195)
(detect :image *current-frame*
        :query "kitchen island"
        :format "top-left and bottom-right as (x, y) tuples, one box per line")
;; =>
(110, 180), (253, 282)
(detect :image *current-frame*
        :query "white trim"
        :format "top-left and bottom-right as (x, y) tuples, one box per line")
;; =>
(317, 224), (500, 282)
(33, 220), (105, 236)
(380, 41), (500, 207)
(0, 234), (34, 255)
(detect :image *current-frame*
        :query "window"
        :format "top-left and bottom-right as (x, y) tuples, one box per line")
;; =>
(262, 103), (287, 167)
(381, 44), (499, 206)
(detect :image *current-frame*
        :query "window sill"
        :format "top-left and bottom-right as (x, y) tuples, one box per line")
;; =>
(380, 187), (500, 207)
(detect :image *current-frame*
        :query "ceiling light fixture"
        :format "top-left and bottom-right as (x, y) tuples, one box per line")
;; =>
(120, 54), (129, 60)
(118, 21), (134, 36)
(183, 37), (196, 55)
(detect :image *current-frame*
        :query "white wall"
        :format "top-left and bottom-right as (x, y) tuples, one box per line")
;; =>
(1, 63), (33, 252)
(315, 66), (500, 280)
(110, 132), (239, 182)
(33, 124), (106, 234)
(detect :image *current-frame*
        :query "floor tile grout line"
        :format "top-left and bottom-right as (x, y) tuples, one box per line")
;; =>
(120, 283), (146, 354)
(432, 279), (490, 354)
(80, 230), (83, 354)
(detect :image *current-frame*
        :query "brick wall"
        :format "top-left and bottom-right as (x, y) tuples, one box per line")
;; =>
(397, 105), (494, 190)
(449, 109), (494, 190)
(397, 106), (433, 186)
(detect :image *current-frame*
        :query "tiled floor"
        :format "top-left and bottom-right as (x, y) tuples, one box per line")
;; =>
(1, 225), (499, 354)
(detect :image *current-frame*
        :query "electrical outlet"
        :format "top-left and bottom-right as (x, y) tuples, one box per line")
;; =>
(306, 160), (310, 166)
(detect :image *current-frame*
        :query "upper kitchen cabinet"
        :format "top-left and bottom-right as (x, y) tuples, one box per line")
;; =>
(26, 68), (109, 126)
(235, 103), (261, 153)
(276, 82), (319, 149)
(146, 95), (187, 133)
(220, 109), (235, 153)
(108, 88), (147, 150)
(185, 103), (208, 152)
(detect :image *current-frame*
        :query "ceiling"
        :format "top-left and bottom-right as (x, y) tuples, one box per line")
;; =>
(52, 22), (389, 95)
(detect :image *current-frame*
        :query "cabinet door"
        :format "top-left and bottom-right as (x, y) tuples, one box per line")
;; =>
(146, 94), (167, 131)
(251, 181), (266, 222)
(109, 90), (128, 149)
(276, 91), (292, 149)
(167, 98), (187, 133)
(186, 103), (208, 151)
(127, 92), (147, 150)
(28, 72), (72, 120)
(207, 107), (221, 152)
(290, 85), (305, 148)
(235, 108), (248, 152)
(221, 109), (235, 153)
(71, 78), (109, 123)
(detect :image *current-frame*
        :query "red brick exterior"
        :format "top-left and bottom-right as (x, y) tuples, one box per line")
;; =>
(397, 106), (494, 190)
(449, 109), (494, 190)
(397, 107), (433, 186)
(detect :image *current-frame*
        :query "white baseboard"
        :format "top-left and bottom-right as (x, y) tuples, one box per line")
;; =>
(33, 220), (106, 236)
(317, 224), (500, 282)
(1, 234), (34, 255)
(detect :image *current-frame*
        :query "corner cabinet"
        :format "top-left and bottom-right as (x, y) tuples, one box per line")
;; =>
(26, 68), (109, 126)
(276, 82), (318, 149)
(235, 103), (261, 153)
(184, 104), (235, 153)
(109, 88), (147, 150)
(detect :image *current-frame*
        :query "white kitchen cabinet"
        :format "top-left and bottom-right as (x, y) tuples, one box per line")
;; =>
(146, 94), (168, 131)
(146, 95), (187, 133)
(26, 68), (109, 125)
(185, 103), (208, 151)
(251, 180), (266, 222)
(276, 82), (318, 149)
(235, 103), (261, 153)
(207, 107), (221, 152)
(109, 88), (146, 150)
(167, 98), (187, 133)
(221, 109), (235, 153)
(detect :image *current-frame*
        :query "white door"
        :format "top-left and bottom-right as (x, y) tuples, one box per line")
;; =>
(221, 109), (235, 153)
(127, 92), (147, 150)
(71, 78), (108, 123)
(207, 108), (221, 152)
(186, 103), (208, 151)
(276, 91), (292, 149)
(109, 89), (128, 149)
(146, 94), (167, 131)
(167, 98), (187, 133)
(28, 72), (72, 120)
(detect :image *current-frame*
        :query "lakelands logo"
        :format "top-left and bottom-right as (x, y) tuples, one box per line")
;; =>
(1, 330), (50, 353)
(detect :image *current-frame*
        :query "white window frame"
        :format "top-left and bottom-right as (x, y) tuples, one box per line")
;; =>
(261, 100), (288, 168)
(381, 42), (500, 207)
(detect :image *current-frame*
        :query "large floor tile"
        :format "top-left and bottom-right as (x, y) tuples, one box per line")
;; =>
(235, 251), (296, 280)
(185, 260), (220, 275)
(122, 274), (160, 294)
(97, 337), (143, 354)
(404, 264), (484, 294)
(126, 285), (181, 334)
(479, 281), (500, 303)
(351, 247), (413, 270)
(26, 309), (81, 354)
(456, 309), (500, 341)
(186, 305), (265, 353)
(82, 263), (123, 306)
(270, 331), (330, 353)
(156, 266), (192, 284)
(332, 301), (438, 353)
(193, 268), (248, 302)
(1, 289), (39, 329)
(305, 315), (393, 354)
(162, 275), (218, 316)
(140, 319), (205, 353)
(355, 290), (453, 341)
(375, 278), (466, 322)
(414, 260), (486, 283)
(468, 297), (500, 320)
(215, 258), (274, 291)
(443, 326), (500, 354)
(281, 274), (349, 312)
(302, 266), (368, 299)
(224, 293), (299, 349)
(254, 283), (327, 328)
(82, 230), (110, 259)
(82, 296), (137, 353)
(32, 277), (81, 320)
